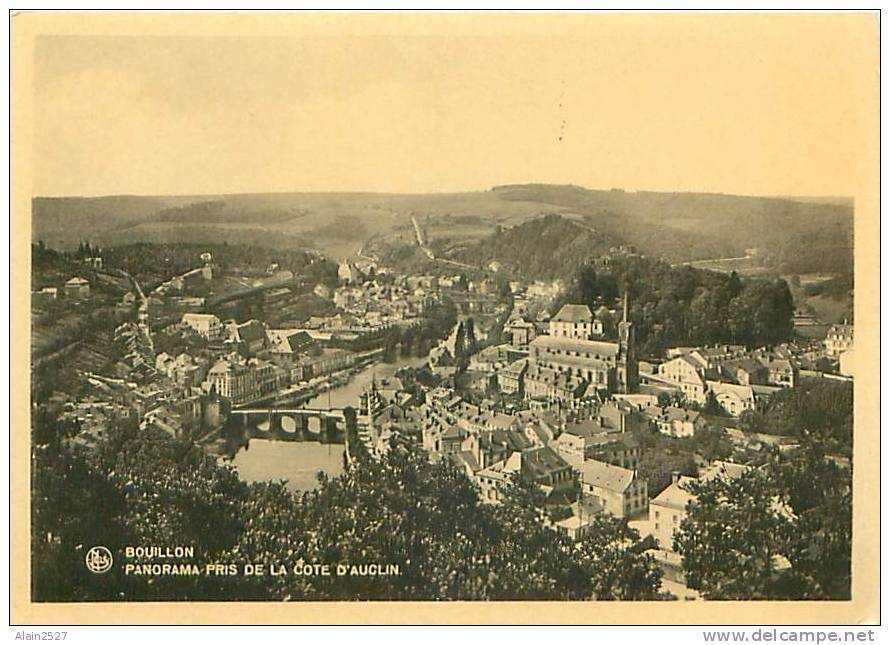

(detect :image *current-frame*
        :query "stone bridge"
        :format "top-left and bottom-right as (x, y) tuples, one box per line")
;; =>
(229, 407), (353, 441)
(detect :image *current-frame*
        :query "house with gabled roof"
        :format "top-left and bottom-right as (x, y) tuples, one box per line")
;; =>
(580, 458), (648, 518)
(706, 380), (756, 417)
(657, 355), (707, 404)
(766, 358), (797, 388)
(649, 462), (752, 550)
(643, 404), (706, 438)
(550, 303), (604, 340)
(227, 319), (268, 354)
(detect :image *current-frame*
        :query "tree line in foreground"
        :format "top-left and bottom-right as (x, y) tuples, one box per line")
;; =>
(31, 406), (849, 602)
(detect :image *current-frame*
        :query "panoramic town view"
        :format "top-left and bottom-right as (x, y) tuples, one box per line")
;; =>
(31, 184), (854, 602)
(21, 16), (868, 612)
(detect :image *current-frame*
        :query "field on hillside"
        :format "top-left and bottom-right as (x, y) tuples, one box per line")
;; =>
(33, 185), (853, 275)
(34, 191), (559, 259)
(784, 273), (853, 327)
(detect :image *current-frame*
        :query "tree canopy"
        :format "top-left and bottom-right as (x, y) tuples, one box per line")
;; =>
(33, 410), (665, 601)
(674, 448), (851, 600)
(563, 258), (794, 357)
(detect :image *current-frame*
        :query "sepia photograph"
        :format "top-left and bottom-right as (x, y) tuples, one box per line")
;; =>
(10, 10), (880, 626)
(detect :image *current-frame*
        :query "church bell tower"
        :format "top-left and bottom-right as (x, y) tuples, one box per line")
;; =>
(617, 292), (638, 393)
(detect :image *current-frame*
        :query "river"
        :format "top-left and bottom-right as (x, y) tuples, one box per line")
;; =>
(232, 439), (345, 492)
(231, 354), (428, 491)
(303, 354), (428, 410)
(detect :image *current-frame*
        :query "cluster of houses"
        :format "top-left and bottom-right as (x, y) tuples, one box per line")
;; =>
(645, 332), (852, 417)
(355, 380), (660, 534)
(162, 312), (361, 405)
(330, 279), (432, 331)
(46, 244), (852, 591)
(67, 365), (229, 446)
(32, 276), (92, 307)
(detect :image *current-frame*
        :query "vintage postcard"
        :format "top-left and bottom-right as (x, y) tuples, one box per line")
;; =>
(10, 11), (880, 625)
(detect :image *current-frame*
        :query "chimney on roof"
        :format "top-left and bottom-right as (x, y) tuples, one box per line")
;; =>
(672, 471), (681, 484)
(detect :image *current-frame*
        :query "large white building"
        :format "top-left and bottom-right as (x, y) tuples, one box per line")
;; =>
(657, 355), (707, 403)
(825, 323), (853, 357)
(205, 354), (278, 404)
(181, 313), (223, 340)
(549, 304), (604, 340)
(524, 297), (637, 402)
(706, 381), (757, 417)
(580, 459), (648, 519)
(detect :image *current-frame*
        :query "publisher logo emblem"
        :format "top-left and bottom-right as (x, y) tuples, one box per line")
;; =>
(85, 546), (113, 574)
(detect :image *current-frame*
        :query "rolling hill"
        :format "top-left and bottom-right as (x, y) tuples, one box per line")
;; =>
(32, 184), (853, 275)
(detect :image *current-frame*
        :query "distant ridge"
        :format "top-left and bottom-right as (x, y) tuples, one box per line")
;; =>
(32, 183), (852, 275)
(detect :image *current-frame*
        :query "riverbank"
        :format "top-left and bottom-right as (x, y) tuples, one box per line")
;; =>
(222, 353), (427, 490)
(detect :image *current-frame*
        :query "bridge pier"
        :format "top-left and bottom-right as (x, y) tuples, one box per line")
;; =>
(229, 408), (348, 444)
(268, 412), (282, 435)
(322, 416), (341, 443)
(295, 415), (309, 440)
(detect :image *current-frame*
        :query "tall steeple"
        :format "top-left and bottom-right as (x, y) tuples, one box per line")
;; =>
(617, 290), (638, 394)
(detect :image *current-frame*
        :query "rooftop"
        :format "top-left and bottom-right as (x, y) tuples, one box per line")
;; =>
(521, 446), (572, 480)
(183, 312), (220, 322)
(552, 303), (594, 324)
(580, 459), (636, 493)
(530, 334), (620, 357)
(651, 478), (697, 510)
(700, 461), (752, 482)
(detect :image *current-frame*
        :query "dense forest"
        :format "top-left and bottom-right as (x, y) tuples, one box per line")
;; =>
(560, 256), (794, 357)
(453, 214), (615, 281)
(492, 184), (853, 275)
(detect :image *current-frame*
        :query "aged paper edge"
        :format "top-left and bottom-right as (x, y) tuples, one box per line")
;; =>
(9, 11), (880, 625)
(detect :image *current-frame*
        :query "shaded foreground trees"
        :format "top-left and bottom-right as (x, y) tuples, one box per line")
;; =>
(33, 414), (665, 601)
(674, 447), (851, 600)
(738, 380), (853, 454)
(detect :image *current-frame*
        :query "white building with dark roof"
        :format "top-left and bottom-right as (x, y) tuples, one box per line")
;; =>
(656, 355), (708, 403)
(65, 276), (90, 300)
(549, 303), (604, 340)
(825, 323), (853, 357)
(580, 458), (648, 519)
(182, 313), (222, 340)
(649, 462), (752, 550)
(527, 299), (636, 396)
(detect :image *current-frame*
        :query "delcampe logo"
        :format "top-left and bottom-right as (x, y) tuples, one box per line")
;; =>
(84, 546), (113, 574)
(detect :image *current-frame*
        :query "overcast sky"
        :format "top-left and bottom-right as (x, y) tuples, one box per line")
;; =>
(31, 13), (876, 198)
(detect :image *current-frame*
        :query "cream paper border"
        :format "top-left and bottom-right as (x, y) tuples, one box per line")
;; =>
(10, 11), (880, 625)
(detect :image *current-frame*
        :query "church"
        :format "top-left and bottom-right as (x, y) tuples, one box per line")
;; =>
(524, 295), (637, 405)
